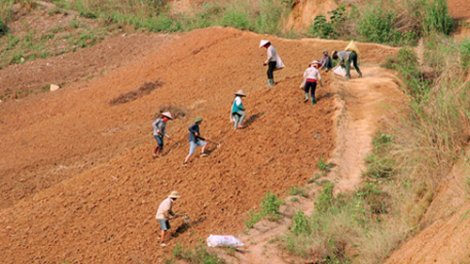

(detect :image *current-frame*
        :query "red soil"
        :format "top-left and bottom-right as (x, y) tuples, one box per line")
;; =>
(0, 27), (400, 263)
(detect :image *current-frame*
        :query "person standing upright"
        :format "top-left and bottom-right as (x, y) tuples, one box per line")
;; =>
(260, 40), (284, 87)
(152, 112), (173, 158)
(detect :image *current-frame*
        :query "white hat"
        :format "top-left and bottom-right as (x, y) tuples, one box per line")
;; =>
(169, 191), (181, 199)
(235, 89), (246, 97)
(310, 60), (321, 67)
(161, 112), (173, 120)
(259, 40), (270, 48)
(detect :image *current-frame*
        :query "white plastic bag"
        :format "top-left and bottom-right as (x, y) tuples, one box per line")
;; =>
(206, 234), (244, 247)
(332, 65), (347, 77)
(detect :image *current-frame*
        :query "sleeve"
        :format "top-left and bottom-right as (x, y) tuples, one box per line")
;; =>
(338, 52), (345, 64)
(317, 69), (322, 81)
(320, 57), (326, 67)
(303, 68), (308, 78)
(152, 119), (158, 130)
(188, 124), (197, 134)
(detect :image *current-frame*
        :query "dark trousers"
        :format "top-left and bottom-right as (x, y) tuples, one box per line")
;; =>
(304, 81), (317, 98)
(346, 52), (362, 78)
(267, 61), (276, 79)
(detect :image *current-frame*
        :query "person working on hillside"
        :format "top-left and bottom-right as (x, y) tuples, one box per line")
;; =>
(156, 191), (181, 247)
(300, 60), (323, 105)
(259, 40), (284, 88)
(183, 117), (207, 166)
(319, 50), (333, 72)
(331, 41), (362, 79)
(231, 90), (246, 131)
(152, 112), (173, 158)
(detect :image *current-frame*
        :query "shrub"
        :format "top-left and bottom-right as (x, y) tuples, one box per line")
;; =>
(422, 0), (453, 35)
(308, 5), (345, 39)
(245, 191), (284, 228)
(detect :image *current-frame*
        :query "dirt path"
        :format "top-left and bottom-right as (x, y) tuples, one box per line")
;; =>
(227, 66), (405, 263)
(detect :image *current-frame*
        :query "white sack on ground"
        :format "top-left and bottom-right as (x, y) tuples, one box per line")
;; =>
(207, 234), (244, 247)
(332, 66), (347, 77)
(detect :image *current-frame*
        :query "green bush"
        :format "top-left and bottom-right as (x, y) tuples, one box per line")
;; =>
(220, 8), (253, 30)
(422, 0), (453, 35)
(308, 5), (345, 39)
(245, 191), (284, 228)
(357, 3), (401, 44)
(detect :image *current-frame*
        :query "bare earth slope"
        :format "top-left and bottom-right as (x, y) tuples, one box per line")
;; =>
(0, 27), (400, 263)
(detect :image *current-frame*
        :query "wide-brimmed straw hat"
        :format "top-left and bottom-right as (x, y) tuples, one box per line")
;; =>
(310, 60), (321, 67)
(194, 116), (203, 123)
(161, 111), (173, 120)
(259, 40), (270, 48)
(169, 191), (181, 199)
(235, 89), (246, 97)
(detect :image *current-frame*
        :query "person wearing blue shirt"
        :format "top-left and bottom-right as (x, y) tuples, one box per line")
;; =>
(183, 116), (207, 166)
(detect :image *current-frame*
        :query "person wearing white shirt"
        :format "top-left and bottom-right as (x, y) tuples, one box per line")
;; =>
(301, 60), (323, 105)
(260, 40), (278, 87)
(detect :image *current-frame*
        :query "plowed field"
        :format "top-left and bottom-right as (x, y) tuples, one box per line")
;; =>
(0, 27), (401, 263)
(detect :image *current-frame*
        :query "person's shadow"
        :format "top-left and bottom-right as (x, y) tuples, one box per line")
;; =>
(243, 111), (264, 128)
(171, 217), (206, 238)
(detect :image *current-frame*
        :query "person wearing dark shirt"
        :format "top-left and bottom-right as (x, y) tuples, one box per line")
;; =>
(319, 50), (333, 72)
(183, 116), (207, 166)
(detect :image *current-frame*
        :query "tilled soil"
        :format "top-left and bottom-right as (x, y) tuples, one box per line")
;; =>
(0, 27), (400, 263)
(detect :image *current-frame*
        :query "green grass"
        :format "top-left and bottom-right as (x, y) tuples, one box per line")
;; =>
(288, 185), (308, 197)
(172, 243), (225, 264)
(245, 192), (284, 228)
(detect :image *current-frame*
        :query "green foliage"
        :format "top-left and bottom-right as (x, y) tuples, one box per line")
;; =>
(172, 243), (225, 264)
(357, 3), (401, 44)
(460, 39), (470, 70)
(308, 5), (345, 39)
(318, 156), (334, 172)
(365, 133), (395, 179)
(383, 48), (430, 99)
(289, 185), (308, 197)
(314, 181), (336, 213)
(220, 9), (253, 30)
(422, 0), (453, 35)
(291, 210), (310, 235)
(245, 192), (284, 228)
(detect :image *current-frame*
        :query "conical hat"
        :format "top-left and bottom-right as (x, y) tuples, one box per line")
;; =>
(161, 111), (173, 119)
(345, 40), (360, 55)
(259, 40), (270, 48)
(235, 89), (246, 97)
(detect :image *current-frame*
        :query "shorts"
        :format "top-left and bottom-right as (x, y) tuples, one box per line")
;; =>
(189, 140), (207, 155)
(158, 219), (171, 231)
(154, 135), (164, 147)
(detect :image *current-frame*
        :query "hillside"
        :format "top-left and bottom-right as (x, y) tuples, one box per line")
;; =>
(0, 26), (404, 263)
